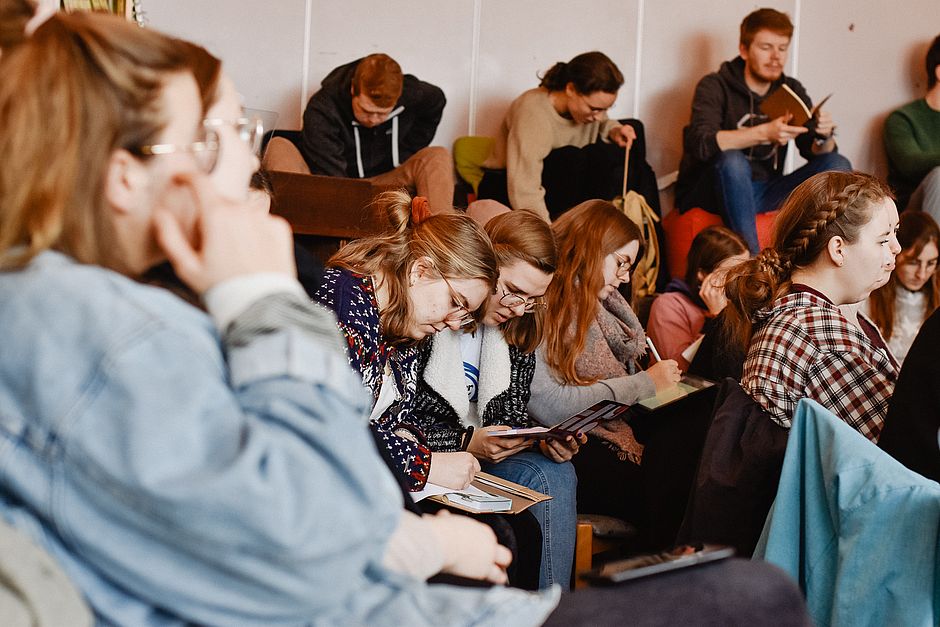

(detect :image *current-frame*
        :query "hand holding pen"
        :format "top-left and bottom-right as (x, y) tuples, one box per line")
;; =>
(644, 336), (681, 392)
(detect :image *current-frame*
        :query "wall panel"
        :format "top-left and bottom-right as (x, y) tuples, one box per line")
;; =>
(146, 1), (939, 208)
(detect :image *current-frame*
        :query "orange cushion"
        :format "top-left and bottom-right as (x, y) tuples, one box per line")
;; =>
(662, 208), (722, 279)
(662, 208), (780, 279)
(755, 210), (778, 250)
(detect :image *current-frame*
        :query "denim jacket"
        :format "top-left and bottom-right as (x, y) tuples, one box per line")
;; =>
(0, 252), (557, 626)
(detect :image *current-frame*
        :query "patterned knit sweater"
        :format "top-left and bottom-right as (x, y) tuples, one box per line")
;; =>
(313, 268), (432, 490)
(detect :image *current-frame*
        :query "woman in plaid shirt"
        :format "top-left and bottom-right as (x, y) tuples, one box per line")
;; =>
(722, 171), (902, 441)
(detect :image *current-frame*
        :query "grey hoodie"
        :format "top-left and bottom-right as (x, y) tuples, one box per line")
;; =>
(676, 56), (818, 207)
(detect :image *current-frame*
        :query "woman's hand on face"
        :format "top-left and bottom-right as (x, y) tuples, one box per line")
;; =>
(699, 270), (730, 316)
(539, 433), (586, 463)
(428, 510), (512, 584)
(152, 173), (296, 294)
(427, 451), (481, 489)
(466, 426), (532, 463)
(608, 124), (637, 149)
(646, 359), (681, 392)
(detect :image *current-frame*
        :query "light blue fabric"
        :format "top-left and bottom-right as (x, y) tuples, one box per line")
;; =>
(482, 451), (577, 590)
(0, 252), (558, 626)
(754, 398), (940, 627)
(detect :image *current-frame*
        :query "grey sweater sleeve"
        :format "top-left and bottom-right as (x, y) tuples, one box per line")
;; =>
(527, 349), (656, 426)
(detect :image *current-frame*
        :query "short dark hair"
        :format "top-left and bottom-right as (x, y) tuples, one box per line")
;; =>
(351, 53), (403, 108)
(740, 8), (793, 48)
(539, 51), (623, 95)
(926, 34), (940, 89)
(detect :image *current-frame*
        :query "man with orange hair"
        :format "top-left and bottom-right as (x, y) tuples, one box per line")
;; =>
(300, 54), (453, 213)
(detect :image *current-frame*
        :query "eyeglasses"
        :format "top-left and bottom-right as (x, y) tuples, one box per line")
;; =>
(498, 286), (546, 313)
(440, 274), (475, 327)
(136, 127), (220, 174)
(203, 115), (264, 155)
(613, 252), (632, 279)
(576, 91), (613, 114)
(135, 115), (264, 174)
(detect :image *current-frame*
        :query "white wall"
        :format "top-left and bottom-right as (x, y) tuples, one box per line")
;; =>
(147, 0), (938, 209)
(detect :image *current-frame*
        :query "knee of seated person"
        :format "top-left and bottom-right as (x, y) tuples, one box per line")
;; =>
(414, 145), (450, 165)
(813, 151), (851, 171)
(713, 150), (751, 178)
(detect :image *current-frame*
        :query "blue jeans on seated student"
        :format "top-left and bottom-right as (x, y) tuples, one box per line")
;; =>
(714, 150), (852, 253)
(482, 451), (577, 590)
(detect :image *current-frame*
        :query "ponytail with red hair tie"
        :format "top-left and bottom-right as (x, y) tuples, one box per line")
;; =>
(410, 196), (431, 225)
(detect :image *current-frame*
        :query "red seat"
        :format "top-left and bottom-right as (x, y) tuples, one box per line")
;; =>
(662, 208), (778, 279)
(755, 211), (778, 251)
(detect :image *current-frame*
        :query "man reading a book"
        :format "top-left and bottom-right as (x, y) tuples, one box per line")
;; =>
(884, 34), (940, 223)
(675, 8), (851, 253)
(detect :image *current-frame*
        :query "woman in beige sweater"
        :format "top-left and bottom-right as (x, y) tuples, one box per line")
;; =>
(480, 51), (637, 221)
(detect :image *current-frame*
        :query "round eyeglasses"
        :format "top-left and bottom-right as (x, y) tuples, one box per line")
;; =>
(498, 287), (546, 313)
(440, 274), (475, 327)
(613, 252), (632, 279)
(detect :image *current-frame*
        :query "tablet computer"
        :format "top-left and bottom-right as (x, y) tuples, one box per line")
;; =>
(580, 544), (735, 584)
(634, 374), (716, 412)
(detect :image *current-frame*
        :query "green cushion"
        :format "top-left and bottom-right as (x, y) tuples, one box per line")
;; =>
(453, 136), (495, 194)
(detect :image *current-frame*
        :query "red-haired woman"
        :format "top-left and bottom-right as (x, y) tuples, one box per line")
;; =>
(529, 200), (681, 521)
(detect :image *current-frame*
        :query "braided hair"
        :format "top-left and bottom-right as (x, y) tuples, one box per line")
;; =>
(721, 171), (893, 349)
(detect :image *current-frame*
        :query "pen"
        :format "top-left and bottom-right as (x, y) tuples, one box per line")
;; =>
(646, 337), (662, 362)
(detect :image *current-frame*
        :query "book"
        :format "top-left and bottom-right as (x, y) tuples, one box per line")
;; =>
(413, 472), (552, 515)
(760, 85), (832, 127)
(443, 488), (512, 513)
(489, 399), (629, 441)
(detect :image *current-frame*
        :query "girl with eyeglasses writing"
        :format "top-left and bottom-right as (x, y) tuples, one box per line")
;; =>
(313, 191), (499, 493)
(529, 200), (681, 525)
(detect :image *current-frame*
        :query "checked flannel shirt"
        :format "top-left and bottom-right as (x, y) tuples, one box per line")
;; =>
(742, 290), (898, 442)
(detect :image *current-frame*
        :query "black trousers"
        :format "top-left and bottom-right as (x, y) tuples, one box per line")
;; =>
(478, 119), (662, 221)
(479, 142), (626, 221)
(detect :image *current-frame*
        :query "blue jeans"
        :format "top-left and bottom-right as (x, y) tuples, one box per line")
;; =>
(714, 150), (852, 253)
(482, 451), (577, 590)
